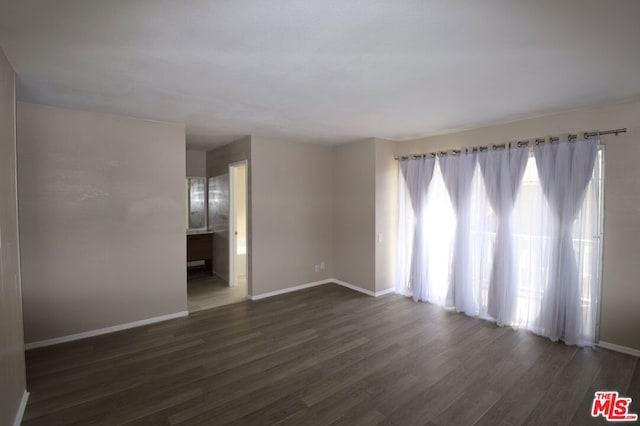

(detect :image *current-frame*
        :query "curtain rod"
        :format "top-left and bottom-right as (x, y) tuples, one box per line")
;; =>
(394, 128), (627, 160)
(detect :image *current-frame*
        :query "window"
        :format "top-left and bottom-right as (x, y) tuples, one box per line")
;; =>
(397, 142), (604, 345)
(511, 149), (604, 340)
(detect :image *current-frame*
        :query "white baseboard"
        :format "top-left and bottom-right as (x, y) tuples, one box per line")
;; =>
(374, 287), (396, 297)
(249, 278), (393, 301)
(332, 280), (394, 297)
(597, 341), (640, 358)
(13, 390), (29, 426)
(25, 311), (189, 350)
(331, 279), (376, 297)
(249, 279), (332, 300)
(25, 281), (391, 349)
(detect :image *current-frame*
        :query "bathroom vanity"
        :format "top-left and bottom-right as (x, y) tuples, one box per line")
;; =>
(187, 231), (214, 274)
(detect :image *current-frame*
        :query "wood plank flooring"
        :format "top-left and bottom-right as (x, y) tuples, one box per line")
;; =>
(23, 283), (639, 425)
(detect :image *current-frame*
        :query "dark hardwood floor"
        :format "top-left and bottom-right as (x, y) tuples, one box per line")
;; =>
(23, 284), (639, 425)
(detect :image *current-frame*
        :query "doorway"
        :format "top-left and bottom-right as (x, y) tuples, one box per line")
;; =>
(186, 157), (248, 313)
(229, 161), (248, 289)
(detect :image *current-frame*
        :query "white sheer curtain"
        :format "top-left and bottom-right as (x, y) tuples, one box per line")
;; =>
(478, 146), (529, 326)
(396, 138), (603, 347)
(440, 152), (478, 311)
(534, 136), (599, 345)
(396, 156), (435, 300)
(422, 161), (455, 305)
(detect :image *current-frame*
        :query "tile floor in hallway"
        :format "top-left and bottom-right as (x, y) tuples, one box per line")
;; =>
(187, 266), (247, 312)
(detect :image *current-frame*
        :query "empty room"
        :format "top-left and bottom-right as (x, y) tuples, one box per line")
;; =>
(2, 1), (640, 425)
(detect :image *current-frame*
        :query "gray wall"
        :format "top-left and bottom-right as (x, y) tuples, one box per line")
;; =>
(330, 138), (397, 294)
(393, 99), (640, 351)
(186, 149), (207, 177)
(332, 140), (376, 292)
(0, 47), (27, 426)
(251, 136), (333, 295)
(206, 137), (251, 283)
(17, 102), (187, 344)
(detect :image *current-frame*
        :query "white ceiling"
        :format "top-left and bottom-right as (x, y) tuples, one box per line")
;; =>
(1, 1), (639, 149)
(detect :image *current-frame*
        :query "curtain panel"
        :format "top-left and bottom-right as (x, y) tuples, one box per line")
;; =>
(397, 156), (436, 301)
(534, 138), (599, 345)
(396, 137), (603, 346)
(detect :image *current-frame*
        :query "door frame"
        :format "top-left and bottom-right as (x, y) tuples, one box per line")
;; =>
(228, 160), (248, 287)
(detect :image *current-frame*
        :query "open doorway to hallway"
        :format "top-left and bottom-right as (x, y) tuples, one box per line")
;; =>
(186, 153), (248, 312)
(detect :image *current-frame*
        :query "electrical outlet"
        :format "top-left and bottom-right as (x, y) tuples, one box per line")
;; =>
(377, 233), (383, 243)
(320, 261), (325, 270)
(315, 264), (320, 272)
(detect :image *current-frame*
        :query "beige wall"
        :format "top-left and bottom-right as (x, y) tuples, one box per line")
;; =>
(330, 138), (397, 294)
(374, 139), (397, 293)
(206, 137), (251, 283)
(251, 137), (333, 295)
(206, 137), (251, 177)
(394, 99), (640, 351)
(17, 102), (187, 344)
(186, 149), (207, 177)
(332, 140), (376, 292)
(0, 47), (27, 426)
